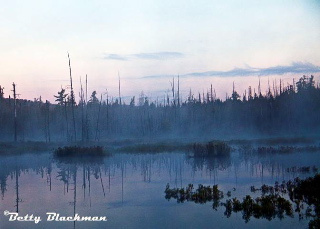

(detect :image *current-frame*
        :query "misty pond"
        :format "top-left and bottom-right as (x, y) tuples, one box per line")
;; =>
(0, 149), (319, 229)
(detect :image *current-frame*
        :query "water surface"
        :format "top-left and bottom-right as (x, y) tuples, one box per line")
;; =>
(0, 150), (319, 228)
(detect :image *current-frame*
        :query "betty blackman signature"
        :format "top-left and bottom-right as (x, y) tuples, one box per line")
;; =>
(3, 210), (108, 224)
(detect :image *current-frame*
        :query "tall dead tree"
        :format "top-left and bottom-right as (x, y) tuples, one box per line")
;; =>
(64, 98), (69, 141)
(258, 77), (261, 96)
(106, 89), (109, 132)
(95, 94), (103, 141)
(85, 75), (89, 141)
(12, 83), (17, 142)
(118, 71), (121, 105)
(45, 100), (51, 142)
(177, 75), (180, 107)
(171, 76), (175, 106)
(0, 86), (4, 99)
(68, 53), (77, 141)
(80, 77), (85, 142)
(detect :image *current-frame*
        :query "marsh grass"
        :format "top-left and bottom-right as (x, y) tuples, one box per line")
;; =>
(54, 146), (106, 157)
(118, 142), (190, 153)
(0, 141), (57, 155)
(239, 145), (320, 155)
(53, 146), (110, 165)
(229, 137), (316, 146)
(192, 141), (231, 157)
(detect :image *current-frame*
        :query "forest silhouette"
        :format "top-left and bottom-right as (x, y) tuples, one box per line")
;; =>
(0, 75), (319, 142)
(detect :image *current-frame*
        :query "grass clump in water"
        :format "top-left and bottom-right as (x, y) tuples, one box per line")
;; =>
(54, 146), (105, 157)
(119, 142), (189, 153)
(192, 141), (231, 157)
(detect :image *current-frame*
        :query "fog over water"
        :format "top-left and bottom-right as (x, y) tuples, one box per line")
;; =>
(0, 149), (319, 229)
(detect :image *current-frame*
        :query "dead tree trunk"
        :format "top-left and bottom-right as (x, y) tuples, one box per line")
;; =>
(95, 94), (103, 141)
(12, 83), (17, 142)
(68, 53), (77, 141)
(46, 100), (51, 142)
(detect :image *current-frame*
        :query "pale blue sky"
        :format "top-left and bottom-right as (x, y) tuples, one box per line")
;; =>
(0, 0), (319, 102)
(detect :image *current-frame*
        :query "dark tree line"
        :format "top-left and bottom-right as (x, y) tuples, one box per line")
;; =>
(0, 75), (319, 142)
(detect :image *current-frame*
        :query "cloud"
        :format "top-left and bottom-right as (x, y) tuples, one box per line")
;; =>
(103, 54), (128, 61)
(141, 62), (320, 79)
(133, 52), (184, 60)
(103, 52), (184, 61)
(186, 62), (320, 77)
(258, 62), (320, 75)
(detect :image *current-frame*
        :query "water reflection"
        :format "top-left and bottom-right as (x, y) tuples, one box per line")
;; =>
(0, 150), (319, 228)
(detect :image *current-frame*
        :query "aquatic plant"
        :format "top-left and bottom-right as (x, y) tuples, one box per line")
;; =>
(250, 174), (320, 227)
(287, 175), (320, 215)
(165, 174), (320, 227)
(222, 194), (293, 222)
(309, 218), (320, 229)
(286, 166), (318, 173)
(251, 182), (287, 195)
(165, 183), (224, 204)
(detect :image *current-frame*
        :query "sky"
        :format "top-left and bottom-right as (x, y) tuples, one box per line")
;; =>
(0, 0), (320, 103)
